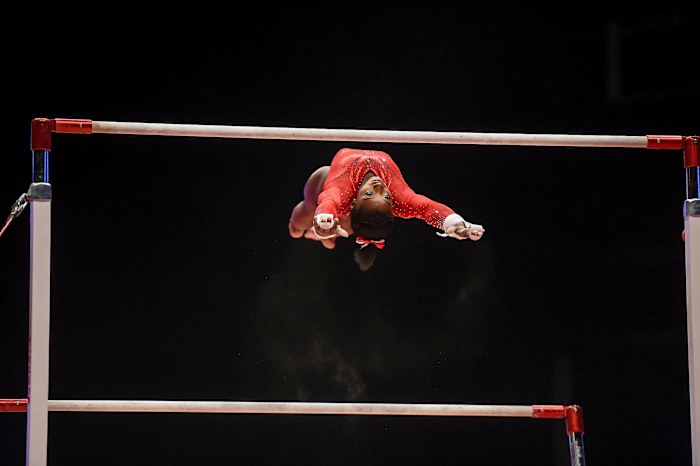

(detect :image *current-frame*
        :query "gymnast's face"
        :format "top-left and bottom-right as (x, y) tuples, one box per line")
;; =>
(354, 176), (394, 215)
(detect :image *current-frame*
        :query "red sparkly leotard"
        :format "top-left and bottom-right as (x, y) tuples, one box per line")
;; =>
(315, 148), (460, 230)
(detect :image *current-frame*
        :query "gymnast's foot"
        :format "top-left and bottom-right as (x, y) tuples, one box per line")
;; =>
(288, 222), (305, 238)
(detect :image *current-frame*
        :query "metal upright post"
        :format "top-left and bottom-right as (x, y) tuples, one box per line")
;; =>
(684, 136), (700, 466)
(565, 405), (586, 466)
(533, 404), (586, 466)
(26, 118), (54, 466)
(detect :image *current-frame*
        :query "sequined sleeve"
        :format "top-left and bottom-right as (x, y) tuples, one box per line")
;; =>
(390, 179), (456, 230)
(314, 150), (357, 218)
(316, 174), (356, 218)
(315, 186), (344, 218)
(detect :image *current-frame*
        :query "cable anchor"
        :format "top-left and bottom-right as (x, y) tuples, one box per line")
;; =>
(0, 192), (29, 239)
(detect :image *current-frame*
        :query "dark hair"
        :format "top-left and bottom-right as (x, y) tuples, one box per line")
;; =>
(350, 206), (394, 271)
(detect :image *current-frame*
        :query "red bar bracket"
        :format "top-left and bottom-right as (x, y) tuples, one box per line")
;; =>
(565, 405), (585, 434)
(684, 136), (699, 168)
(0, 398), (28, 412)
(647, 135), (685, 150)
(54, 118), (93, 134)
(30, 118), (55, 151)
(532, 405), (567, 419)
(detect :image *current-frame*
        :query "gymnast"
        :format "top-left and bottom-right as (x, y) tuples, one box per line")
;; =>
(288, 148), (485, 270)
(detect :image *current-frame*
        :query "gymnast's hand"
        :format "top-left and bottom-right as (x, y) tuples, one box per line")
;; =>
(312, 214), (349, 239)
(440, 222), (485, 241)
(314, 213), (336, 231)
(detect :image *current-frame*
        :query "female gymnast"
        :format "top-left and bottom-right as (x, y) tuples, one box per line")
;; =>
(288, 148), (485, 270)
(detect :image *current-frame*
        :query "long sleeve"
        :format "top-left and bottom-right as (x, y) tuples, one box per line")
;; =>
(315, 185), (346, 218)
(314, 149), (361, 218)
(390, 183), (456, 230)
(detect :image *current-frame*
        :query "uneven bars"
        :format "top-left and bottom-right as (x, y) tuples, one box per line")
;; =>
(43, 118), (685, 149)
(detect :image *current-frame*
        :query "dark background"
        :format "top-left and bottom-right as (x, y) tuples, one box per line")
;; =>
(1, 4), (698, 465)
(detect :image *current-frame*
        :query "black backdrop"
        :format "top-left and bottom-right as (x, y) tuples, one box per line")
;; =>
(1, 4), (698, 466)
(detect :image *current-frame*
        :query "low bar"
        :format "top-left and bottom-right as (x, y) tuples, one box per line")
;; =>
(2, 399), (538, 417)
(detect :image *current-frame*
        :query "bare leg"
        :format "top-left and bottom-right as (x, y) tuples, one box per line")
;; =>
(288, 166), (353, 249)
(289, 166), (329, 237)
(289, 166), (337, 250)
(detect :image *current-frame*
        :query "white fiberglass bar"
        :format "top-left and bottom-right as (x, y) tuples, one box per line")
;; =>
(90, 121), (648, 148)
(46, 400), (534, 417)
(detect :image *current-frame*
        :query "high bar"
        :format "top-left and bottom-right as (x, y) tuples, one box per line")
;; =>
(41, 118), (685, 149)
